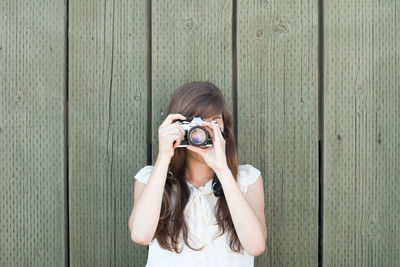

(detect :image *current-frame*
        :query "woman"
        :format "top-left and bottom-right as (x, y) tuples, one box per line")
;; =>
(128, 81), (267, 267)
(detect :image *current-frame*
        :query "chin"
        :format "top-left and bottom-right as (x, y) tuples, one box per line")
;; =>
(187, 149), (206, 163)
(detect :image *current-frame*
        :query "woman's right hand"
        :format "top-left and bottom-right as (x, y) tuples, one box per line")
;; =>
(158, 113), (186, 159)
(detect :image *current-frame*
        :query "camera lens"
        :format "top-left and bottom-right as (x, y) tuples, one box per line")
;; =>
(188, 126), (208, 146)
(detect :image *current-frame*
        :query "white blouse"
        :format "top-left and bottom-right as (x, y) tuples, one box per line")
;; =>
(134, 164), (261, 267)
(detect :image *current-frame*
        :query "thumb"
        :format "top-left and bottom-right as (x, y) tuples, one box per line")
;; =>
(187, 145), (206, 157)
(173, 139), (182, 149)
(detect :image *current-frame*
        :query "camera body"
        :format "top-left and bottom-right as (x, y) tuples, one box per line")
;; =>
(175, 117), (219, 147)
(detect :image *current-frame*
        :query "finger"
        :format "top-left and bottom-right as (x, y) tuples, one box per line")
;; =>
(164, 122), (183, 131)
(173, 137), (183, 149)
(212, 122), (224, 139)
(164, 122), (186, 138)
(186, 145), (206, 157)
(170, 133), (183, 147)
(205, 122), (220, 144)
(164, 127), (185, 140)
(211, 122), (225, 145)
(214, 123), (224, 139)
(169, 134), (182, 142)
(173, 123), (186, 136)
(160, 113), (186, 127)
(164, 124), (184, 133)
(172, 130), (185, 148)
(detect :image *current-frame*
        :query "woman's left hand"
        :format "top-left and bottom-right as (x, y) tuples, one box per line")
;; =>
(186, 121), (228, 172)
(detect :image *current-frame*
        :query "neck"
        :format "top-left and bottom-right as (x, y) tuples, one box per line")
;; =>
(185, 155), (214, 188)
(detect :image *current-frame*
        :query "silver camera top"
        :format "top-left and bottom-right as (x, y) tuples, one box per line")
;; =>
(178, 117), (220, 130)
(175, 117), (223, 147)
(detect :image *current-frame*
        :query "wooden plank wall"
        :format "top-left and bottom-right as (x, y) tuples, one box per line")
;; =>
(0, 0), (67, 266)
(151, 0), (233, 163)
(323, 0), (400, 266)
(237, 1), (319, 266)
(1, 0), (399, 266)
(68, 0), (148, 266)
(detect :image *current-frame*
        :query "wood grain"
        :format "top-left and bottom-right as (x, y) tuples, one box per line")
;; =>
(151, 0), (233, 163)
(1, 1), (399, 266)
(237, 1), (319, 266)
(323, 0), (400, 265)
(0, 0), (67, 266)
(68, 0), (149, 266)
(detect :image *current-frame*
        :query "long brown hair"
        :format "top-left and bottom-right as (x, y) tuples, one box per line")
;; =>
(153, 81), (243, 253)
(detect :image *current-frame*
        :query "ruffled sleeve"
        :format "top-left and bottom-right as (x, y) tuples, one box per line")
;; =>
(237, 164), (261, 194)
(134, 165), (154, 184)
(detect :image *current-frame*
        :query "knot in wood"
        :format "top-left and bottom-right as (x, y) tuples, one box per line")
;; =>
(184, 18), (193, 31)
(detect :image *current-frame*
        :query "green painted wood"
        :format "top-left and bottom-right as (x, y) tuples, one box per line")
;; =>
(237, 1), (319, 266)
(323, 1), (400, 266)
(68, 0), (149, 266)
(151, 0), (233, 163)
(0, 0), (67, 266)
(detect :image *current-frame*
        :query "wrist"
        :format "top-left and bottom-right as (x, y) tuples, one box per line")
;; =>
(213, 164), (231, 177)
(156, 152), (172, 164)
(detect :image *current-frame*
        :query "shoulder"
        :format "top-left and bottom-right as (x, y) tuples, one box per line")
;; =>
(134, 165), (154, 184)
(237, 164), (262, 193)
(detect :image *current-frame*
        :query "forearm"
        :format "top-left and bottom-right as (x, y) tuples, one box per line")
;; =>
(215, 167), (266, 255)
(130, 154), (170, 243)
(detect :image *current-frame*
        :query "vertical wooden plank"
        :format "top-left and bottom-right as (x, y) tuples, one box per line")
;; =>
(237, 1), (319, 266)
(323, 0), (400, 265)
(68, 0), (148, 266)
(151, 0), (233, 162)
(0, 0), (67, 266)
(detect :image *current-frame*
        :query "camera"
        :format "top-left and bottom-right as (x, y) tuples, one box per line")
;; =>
(175, 117), (220, 147)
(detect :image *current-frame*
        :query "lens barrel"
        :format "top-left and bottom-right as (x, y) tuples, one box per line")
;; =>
(187, 126), (209, 146)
